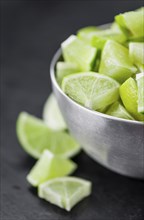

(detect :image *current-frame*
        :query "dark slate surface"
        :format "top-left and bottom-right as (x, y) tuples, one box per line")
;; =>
(1, 1), (144, 220)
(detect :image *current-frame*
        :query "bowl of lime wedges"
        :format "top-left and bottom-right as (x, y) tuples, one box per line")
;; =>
(50, 8), (144, 179)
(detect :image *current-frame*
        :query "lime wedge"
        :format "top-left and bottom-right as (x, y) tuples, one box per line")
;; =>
(119, 77), (144, 121)
(106, 101), (134, 120)
(38, 176), (92, 211)
(27, 150), (77, 187)
(43, 93), (67, 130)
(61, 35), (97, 71)
(115, 8), (144, 38)
(99, 40), (137, 83)
(136, 73), (144, 114)
(129, 43), (144, 66)
(77, 26), (98, 37)
(77, 26), (126, 50)
(62, 72), (119, 110)
(16, 112), (80, 159)
(56, 62), (80, 85)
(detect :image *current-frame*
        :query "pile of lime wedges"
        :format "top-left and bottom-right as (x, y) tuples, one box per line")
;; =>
(17, 97), (91, 211)
(58, 7), (144, 122)
(16, 8), (144, 212)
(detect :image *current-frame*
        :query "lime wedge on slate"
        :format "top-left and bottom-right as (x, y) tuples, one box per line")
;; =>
(38, 177), (92, 211)
(106, 101), (134, 120)
(56, 62), (80, 85)
(129, 42), (144, 66)
(43, 93), (67, 130)
(61, 35), (97, 71)
(136, 73), (144, 114)
(27, 150), (77, 187)
(16, 112), (80, 159)
(120, 77), (144, 121)
(99, 40), (137, 83)
(62, 72), (119, 110)
(115, 8), (144, 38)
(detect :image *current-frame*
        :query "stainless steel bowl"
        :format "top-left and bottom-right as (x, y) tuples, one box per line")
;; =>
(50, 49), (144, 179)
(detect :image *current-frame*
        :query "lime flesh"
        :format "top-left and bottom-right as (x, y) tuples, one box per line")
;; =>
(115, 8), (144, 38)
(99, 40), (137, 83)
(106, 101), (134, 120)
(119, 77), (144, 121)
(16, 112), (80, 159)
(27, 150), (77, 187)
(61, 35), (97, 71)
(129, 42), (144, 66)
(62, 72), (119, 110)
(136, 73), (144, 114)
(43, 93), (67, 130)
(38, 177), (92, 211)
(56, 62), (80, 85)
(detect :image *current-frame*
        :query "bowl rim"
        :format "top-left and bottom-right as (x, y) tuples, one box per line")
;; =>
(50, 48), (144, 126)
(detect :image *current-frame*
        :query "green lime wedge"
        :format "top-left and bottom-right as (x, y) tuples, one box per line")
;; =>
(136, 73), (144, 114)
(61, 35), (97, 71)
(129, 43), (144, 66)
(38, 176), (92, 211)
(77, 26), (98, 37)
(115, 8), (144, 38)
(106, 101), (134, 120)
(119, 77), (144, 121)
(43, 93), (67, 130)
(27, 150), (77, 187)
(77, 26), (126, 50)
(62, 72), (119, 110)
(56, 62), (80, 85)
(99, 40), (137, 83)
(16, 112), (80, 159)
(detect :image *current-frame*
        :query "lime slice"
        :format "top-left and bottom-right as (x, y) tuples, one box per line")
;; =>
(27, 150), (77, 187)
(115, 8), (144, 38)
(106, 101), (134, 120)
(119, 77), (144, 121)
(99, 40), (137, 83)
(129, 43), (144, 66)
(56, 62), (80, 85)
(38, 176), (92, 211)
(62, 72), (119, 110)
(61, 35), (97, 71)
(136, 73), (144, 114)
(16, 112), (80, 159)
(43, 93), (67, 130)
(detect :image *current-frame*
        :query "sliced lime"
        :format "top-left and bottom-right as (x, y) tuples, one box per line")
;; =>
(99, 40), (137, 83)
(56, 62), (80, 85)
(61, 35), (97, 71)
(38, 176), (92, 211)
(62, 72), (119, 110)
(27, 150), (77, 187)
(43, 93), (67, 130)
(16, 112), (80, 159)
(115, 8), (144, 38)
(136, 73), (144, 114)
(129, 43), (144, 66)
(106, 101), (134, 120)
(119, 77), (144, 121)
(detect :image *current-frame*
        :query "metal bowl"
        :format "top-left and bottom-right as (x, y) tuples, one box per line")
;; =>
(50, 48), (144, 179)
